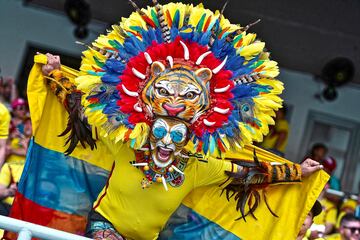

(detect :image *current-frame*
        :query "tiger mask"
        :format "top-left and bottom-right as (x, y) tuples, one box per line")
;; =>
(141, 61), (212, 122)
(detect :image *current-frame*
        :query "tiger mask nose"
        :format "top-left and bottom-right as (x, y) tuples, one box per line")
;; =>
(163, 103), (185, 116)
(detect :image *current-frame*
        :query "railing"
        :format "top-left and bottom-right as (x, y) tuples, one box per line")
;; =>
(0, 215), (92, 240)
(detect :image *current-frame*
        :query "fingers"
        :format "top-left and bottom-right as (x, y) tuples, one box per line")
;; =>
(304, 158), (321, 166)
(309, 165), (323, 172)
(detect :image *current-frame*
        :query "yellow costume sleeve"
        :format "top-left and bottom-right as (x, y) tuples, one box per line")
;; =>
(194, 158), (235, 188)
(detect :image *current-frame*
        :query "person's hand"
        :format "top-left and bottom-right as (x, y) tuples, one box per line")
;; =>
(5, 145), (12, 157)
(5, 183), (17, 197)
(301, 158), (323, 178)
(39, 53), (61, 76)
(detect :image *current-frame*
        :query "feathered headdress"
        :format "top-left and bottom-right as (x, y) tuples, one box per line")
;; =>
(76, 1), (283, 156)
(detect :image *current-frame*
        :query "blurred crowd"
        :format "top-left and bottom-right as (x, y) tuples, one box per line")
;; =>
(0, 76), (360, 239)
(295, 143), (360, 240)
(0, 77), (31, 217)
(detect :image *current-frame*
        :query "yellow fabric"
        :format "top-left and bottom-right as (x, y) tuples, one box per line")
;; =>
(324, 233), (341, 240)
(261, 119), (289, 152)
(0, 102), (10, 139)
(6, 138), (26, 163)
(27, 62), (114, 171)
(183, 163), (328, 240)
(94, 150), (234, 240)
(314, 198), (337, 226)
(27, 61), (329, 240)
(0, 160), (25, 205)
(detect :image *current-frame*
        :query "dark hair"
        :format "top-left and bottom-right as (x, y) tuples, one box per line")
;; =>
(340, 213), (359, 226)
(310, 143), (328, 155)
(278, 104), (288, 115)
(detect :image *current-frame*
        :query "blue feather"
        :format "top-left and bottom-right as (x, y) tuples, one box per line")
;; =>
(202, 132), (210, 154)
(173, 10), (180, 28)
(101, 73), (120, 85)
(209, 135), (216, 153)
(104, 59), (125, 74)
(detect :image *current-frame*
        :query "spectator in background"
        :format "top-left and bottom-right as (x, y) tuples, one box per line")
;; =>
(260, 105), (289, 157)
(0, 118), (31, 216)
(312, 183), (337, 238)
(308, 143), (328, 163)
(336, 199), (357, 231)
(5, 117), (32, 164)
(325, 214), (360, 240)
(0, 101), (11, 168)
(322, 157), (341, 191)
(10, 98), (28, 135)
(296, 200), (323, 240)
(0, 76), (18, 108)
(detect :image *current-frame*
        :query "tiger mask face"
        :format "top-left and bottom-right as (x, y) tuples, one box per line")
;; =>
(141, 61), (212, 122)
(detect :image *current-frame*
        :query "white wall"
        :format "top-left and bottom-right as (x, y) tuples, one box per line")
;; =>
(0, 0), (107, 78)
(280, 69), (360, 161)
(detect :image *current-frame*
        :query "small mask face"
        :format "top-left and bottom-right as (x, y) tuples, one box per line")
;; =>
(150, 118), (188, 168)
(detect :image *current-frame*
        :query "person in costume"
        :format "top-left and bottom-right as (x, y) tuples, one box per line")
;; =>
(5, 1), (326, 240)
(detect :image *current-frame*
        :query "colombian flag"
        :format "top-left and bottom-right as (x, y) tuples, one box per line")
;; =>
(5, 59), (328, 240)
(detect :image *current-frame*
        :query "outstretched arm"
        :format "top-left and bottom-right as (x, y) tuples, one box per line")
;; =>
(223, 153), (323, 220)
(34, 53), (96, 154)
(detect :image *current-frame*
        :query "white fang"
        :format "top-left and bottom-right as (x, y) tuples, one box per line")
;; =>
(214, 107), (230, 114)
(166, 56), (174, 68)
(171, 165), (184, 175)
(214, 84), (230, 93)
(144, 52), (153, 64)
(122, 84), (139, 97)
(132, 67), (146, 80)
(133, 103), (142, 112)
(212, 55), (228, 74)
(196, 51), (211, 65)
(162, 176), (168, 191)
(139, 147), (150, 151)
(203, 119), (216, 126)
(179, 41), (189, 60)
(132, 163), (148, 167)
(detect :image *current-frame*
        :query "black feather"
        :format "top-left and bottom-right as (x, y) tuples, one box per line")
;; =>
(59, 92), (97, 155)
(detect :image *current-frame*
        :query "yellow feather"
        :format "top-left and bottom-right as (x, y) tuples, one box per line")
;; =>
(237, 42), (265, 59)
